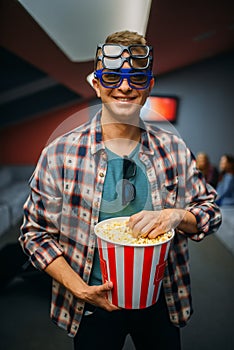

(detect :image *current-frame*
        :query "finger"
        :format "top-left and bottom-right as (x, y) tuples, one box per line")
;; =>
(130, 221), (144, 237)
(131, 216), (153, 236)
(108, 302), (122, 311)
(127, 211), (144, 227)
(100, 280), (113, 292)
(139, 217), (162, 235)
(98, 285), (121, 311)
(147, 225), (168, 238)
(105, 280), (113, 290)
(127, 215), (144, 237)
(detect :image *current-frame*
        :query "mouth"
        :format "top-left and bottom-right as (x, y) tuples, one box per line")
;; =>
(113, 97), (135, 102)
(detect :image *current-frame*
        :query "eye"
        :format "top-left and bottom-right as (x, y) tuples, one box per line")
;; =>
(102, 73), (120, 84)
(130, 74), (147, 85)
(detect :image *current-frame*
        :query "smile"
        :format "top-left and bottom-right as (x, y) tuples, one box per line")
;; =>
(114, 97), (135, 102)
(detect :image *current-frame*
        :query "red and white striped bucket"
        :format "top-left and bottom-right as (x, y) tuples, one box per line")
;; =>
(94, 217), (174, 309)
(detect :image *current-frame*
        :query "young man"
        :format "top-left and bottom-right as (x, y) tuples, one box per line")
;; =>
(19, 30), (221, 349)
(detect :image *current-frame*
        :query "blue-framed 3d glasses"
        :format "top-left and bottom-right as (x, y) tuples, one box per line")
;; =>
(96, 43), (153, 70)
(94, 68), (153, 89)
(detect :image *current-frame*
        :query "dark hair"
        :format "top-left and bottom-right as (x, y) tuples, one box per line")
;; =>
(223, 154), (234, 163)
(221, 154), (234, 174)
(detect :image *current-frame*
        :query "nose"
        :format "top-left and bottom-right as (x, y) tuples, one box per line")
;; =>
(118, 77), (132, 91)
(118, 59), (132, 90)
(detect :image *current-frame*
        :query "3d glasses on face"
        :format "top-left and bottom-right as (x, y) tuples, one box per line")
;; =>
(94, 68), (153, 90)
(95, 43), (153, 70)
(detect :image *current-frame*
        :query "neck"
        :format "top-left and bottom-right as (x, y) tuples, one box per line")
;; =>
(102, 122), (140, 139)
(102, 122), (141, 157)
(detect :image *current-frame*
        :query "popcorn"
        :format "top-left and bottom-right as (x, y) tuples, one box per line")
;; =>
(95, 220), (173, 245)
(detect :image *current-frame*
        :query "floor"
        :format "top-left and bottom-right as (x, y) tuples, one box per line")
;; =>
(0, 221), (233, 350)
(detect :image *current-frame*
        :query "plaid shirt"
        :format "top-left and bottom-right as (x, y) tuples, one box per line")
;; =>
(20, 112), (221, 337)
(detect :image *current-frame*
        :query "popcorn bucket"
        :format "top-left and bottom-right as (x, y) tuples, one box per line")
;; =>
(94, 217), (174, 309)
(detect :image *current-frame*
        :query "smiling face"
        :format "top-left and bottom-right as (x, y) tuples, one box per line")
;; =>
(92, 33), (154, 123)
(92, 60), (154, 123)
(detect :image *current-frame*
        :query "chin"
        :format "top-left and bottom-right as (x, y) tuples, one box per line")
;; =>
(104, 102), (142, 122)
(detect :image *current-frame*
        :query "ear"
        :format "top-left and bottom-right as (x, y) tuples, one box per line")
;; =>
(92, 78), (101, 98)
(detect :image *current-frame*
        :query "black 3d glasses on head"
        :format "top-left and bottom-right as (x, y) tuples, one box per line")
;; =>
(122, 156), (136, 206)
(94, 68), (153, 90)
(96, 43), (153, 70)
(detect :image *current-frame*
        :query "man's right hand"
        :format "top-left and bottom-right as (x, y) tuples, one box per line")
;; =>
(82, 281), (120, 311)
(45, 256), (120, 311)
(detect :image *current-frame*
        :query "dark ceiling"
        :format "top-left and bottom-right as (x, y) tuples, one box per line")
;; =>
(0, 0), (234, 128)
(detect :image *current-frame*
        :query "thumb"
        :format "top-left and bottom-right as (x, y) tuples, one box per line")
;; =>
(102, 280), (113, 291)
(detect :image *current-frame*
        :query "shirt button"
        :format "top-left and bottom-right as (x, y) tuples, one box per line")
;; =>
(99, 172), (104, 177)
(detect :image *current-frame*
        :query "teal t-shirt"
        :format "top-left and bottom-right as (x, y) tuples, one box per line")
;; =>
(89, 144), (153, 285)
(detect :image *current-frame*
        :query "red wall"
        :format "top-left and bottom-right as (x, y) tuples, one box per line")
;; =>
(0, 101), (90, 165)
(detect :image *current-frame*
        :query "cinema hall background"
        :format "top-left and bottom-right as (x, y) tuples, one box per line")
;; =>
(0, 1), (234, 350)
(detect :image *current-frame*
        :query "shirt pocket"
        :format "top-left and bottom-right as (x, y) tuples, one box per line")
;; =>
(161, 177), (178, 208)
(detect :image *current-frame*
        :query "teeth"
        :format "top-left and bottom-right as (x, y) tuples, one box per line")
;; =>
(117, 98), (131, 101)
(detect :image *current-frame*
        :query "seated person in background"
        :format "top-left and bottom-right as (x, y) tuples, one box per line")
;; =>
(196, 152), (219, 188)
(216, 154), (234, 206)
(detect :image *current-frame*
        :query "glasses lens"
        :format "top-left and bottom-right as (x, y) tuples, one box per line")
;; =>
(122, 157), (136, 206)
(102, 72), (121, 85)
(103, 44), (122, 57)
(122, 179), (136, 206)
(130, 73), (148, 86)
(103, 57), (123, 69)
(129, 45), (149, 57)
(130, 57), (150, 69)
(102, 54), (151, 70)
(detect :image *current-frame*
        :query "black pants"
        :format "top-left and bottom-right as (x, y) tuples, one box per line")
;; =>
(74, 291), (181, 350)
